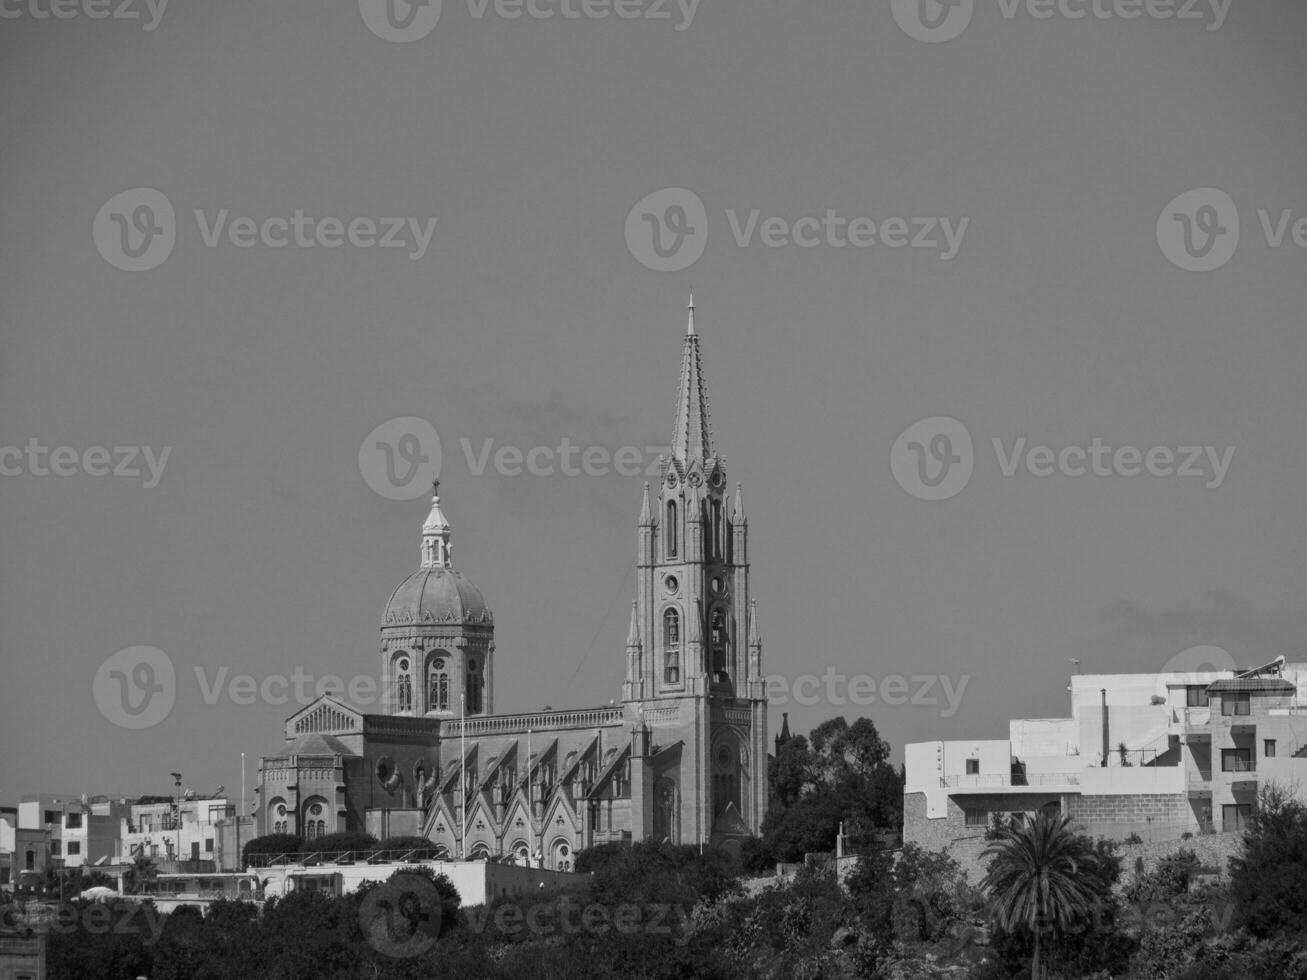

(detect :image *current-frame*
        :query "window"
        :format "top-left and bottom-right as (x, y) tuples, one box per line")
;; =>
(1264, 740), (1277, 758)
(964, 808), (987, 827)
(65, 812), (82, 829)
(1221, 748), (1253, 773)
(710, 607), (728, 678)
(666, 501), (678, 558)
(467, 658), (483, 714)
(204, 838), (214, 852)
(395, 656), (413, 713)
(1186, 686), (1209, 707)
(51, 840), (60, 856)
(965, 759), (980, 775)
(44, 810), (57, 825)
(1222, 803), (1252, 832)
(1222, 692), (1251, 716)
(663, 608), (681, 685)
(24, 851), (34, 871)
(66, 842), (81, 856)
(429, 661), (449, 712)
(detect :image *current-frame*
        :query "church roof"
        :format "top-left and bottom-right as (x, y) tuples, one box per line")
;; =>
(383, 566), (492, 627)
(268, 732), (357, 759)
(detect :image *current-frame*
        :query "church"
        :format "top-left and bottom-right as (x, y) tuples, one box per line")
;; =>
(255, 301), (770, 867)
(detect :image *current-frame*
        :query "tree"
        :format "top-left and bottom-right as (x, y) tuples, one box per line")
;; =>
(241, 832), (303, 868)
(122, 854), (158, 895)
(1229, 782), (1307, 937)
(981, 809), (1107, 980)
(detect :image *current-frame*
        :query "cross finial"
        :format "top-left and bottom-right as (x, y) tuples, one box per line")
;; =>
(432, 477), (440, 496)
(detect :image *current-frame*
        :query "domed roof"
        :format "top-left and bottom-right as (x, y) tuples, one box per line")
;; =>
(382, 566), (493, 628)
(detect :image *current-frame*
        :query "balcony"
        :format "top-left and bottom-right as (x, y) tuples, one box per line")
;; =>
(941, 772), (1080, 793)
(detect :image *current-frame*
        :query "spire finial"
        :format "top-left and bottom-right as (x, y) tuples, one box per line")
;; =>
(421, 481), (453, 569)
(671, 297), (713, 463)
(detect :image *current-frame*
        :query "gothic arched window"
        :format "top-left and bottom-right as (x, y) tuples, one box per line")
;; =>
(710, 498), (722, 559)
(395, 655), (413, 713)
(429, 657), (449, 712)
(467, 658), (483, 714)
(710, 607), (728, 678)
(666, 500), (678, 558)
(663, 608), (681, 685)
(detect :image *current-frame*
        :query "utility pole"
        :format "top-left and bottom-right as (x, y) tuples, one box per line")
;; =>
(460, 693), (467, 860)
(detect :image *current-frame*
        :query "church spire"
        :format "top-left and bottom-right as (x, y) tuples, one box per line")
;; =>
(420, 479), (453, 569)
(670, 294), (713, 465)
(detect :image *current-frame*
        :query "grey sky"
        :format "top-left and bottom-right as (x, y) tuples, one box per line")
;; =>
(1, 0), (1304, 801)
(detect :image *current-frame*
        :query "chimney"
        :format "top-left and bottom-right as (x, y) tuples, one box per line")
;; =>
(1101, 689), (1109, 767)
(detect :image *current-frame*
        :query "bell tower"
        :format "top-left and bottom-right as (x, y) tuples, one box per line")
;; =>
(625, 297), (769, 848)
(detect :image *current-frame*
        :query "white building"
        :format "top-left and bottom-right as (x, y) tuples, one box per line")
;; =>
(905, 658), (1307, 864)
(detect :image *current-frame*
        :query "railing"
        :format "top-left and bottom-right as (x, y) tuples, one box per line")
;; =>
(942, 772), (1079, 789)
(446, 707), (624, 737)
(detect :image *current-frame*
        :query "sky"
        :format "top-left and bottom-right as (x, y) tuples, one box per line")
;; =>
(1, 0), (1305, 804)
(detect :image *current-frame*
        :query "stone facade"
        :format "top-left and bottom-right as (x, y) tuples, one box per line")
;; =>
(255, 302), (769, 867)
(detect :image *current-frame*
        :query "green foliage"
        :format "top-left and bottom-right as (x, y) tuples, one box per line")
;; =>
(981, 811), (1118, 979)
(760, 716), (903, 863)
(241, 833), (303, 867)
(1123, 848), (1200, 906)
(1229, 783), (1307, 938)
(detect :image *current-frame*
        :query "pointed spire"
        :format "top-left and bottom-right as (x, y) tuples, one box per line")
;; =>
(626, 601), (641, 648)
(778, 711), (791, 743)
(748, 599), (761, 647)
(639, 482), (653, 526)
(732, 482), (746, 524)
(420, 480), (454, 569)
(670, 297), (713, 465)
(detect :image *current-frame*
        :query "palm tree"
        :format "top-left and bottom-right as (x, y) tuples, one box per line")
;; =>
(980, 809), (1103, 980)
(122, 854), (158, 896)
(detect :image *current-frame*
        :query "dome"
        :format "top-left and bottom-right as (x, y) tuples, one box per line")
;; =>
(382, 566), (493, 628)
